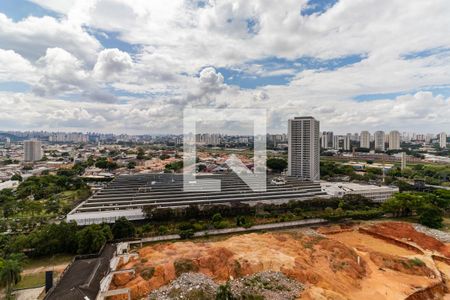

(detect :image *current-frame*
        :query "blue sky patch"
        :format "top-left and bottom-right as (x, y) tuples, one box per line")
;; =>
(0, 0), (60, 21)
(354, 85), (450, 101)
(301, 0), (338, 16)
(246, 18), (259, 35)
(219, 54), (365, 89)
(91, 30), (138, 54)
(402, 47), (450, 60)
(0, 81), (31, 93)
(353, 92), (405, 102)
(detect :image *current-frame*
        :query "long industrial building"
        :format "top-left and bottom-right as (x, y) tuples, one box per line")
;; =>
(67, 173), (326, 224)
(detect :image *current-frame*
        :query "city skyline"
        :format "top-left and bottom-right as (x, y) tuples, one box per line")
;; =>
(0, 0), (449, 134)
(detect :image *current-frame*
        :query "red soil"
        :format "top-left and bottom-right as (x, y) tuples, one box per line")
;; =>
(367, 222), (450, 257)
(109, 224), (447, 300)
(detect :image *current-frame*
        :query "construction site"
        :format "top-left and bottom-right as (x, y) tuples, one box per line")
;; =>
(95, 221), (450, 300)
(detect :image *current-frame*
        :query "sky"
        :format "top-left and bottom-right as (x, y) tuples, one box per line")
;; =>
(0, 0), (449, 135)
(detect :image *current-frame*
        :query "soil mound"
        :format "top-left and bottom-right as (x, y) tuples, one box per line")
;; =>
(369, 252), (435, 277)
(367, 222), (450, 256)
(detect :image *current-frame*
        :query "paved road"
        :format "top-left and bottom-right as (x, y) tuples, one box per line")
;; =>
(130, 218), (327, 244)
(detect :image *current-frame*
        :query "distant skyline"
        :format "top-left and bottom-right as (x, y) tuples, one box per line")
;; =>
(0, 0), (449, 134)
(0, 129), (447, 138)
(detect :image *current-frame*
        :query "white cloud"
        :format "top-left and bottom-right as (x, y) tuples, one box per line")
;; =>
(32, 48), (89, 96)
(199, 67), (224, 89)
(0, 13), (100, 63)
(1, 0), (450, 133)
(93, 48), (133, 80)
(0, 49), (37, 82)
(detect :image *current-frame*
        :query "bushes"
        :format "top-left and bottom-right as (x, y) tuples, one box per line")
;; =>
(158, 225), (169, 234)
(174, 258), (199, 276)
(324, 208), (384, 222)
(141, 267), (155, 280)
(144, 203), (256, 221)
(179, 229), (195, 239)
(236, 216), (253, 228)
(216, 282), (234, 300)
(211, 213), (231, 229)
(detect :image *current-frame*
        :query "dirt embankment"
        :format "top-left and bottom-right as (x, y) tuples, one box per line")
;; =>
(110, 222), (450, 300)
(110, 232), (366, 299)
(366, 222), (450, 256)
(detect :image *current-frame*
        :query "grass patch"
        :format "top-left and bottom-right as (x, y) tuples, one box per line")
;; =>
(14, 272), (46, 289)
(408, 258), (425, 267)
(23, 254), (72, 270)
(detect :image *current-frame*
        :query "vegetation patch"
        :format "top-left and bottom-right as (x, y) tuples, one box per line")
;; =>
(141, 267), (155, 280)
(174, 258), (199, 277)
(14, 272), (46, 289)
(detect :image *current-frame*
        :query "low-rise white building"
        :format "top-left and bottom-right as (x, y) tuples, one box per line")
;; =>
(321, 182), (399, 202)
(0, 180), (20, 191)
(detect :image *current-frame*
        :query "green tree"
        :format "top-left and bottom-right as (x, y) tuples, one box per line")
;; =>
(76, 224), (112, 254)
(0, 189), (15, 205)
(419, 205), (443, 228)
(112, 217), (136, 239)
(95, 158), (118, 170)
(10, 174), (22, 182)
(165, 161), (183, 172)
(136, 148), (145, 160)
(127, 161), (136, 169)
(197, 164), (207, 172)
(0, 257), (23, 299)
(381, 193), (424, 217)
(266, 158), (287, 173)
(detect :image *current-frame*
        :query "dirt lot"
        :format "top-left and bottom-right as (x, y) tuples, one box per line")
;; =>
(110, 222), (450, 300)
(327, 231), (417, 257)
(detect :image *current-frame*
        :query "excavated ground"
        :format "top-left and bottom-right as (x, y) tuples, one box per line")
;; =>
(109, 222), (450, 300)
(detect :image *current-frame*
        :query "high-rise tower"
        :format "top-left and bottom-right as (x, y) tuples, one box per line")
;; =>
(288, 116), (320, 181)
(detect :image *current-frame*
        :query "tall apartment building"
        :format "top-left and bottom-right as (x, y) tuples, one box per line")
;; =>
(439, 132), (447, 149)
(288, 116), (320, 181)
(24, 139), (43, 162)
(344, 134), (351, 151)
(360, 131), (370, 149)
(49, 133), (88, 143)
(374, 131), (386, 151)
(4, 137), (11, 149)
(401, 152), (407, 170)
(320, 131), (333, 149)
(333, 135), (339, 150)
(320, 132), (327, 149)
(388, 130), (401, 150)
(195, 133), (222, 145)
